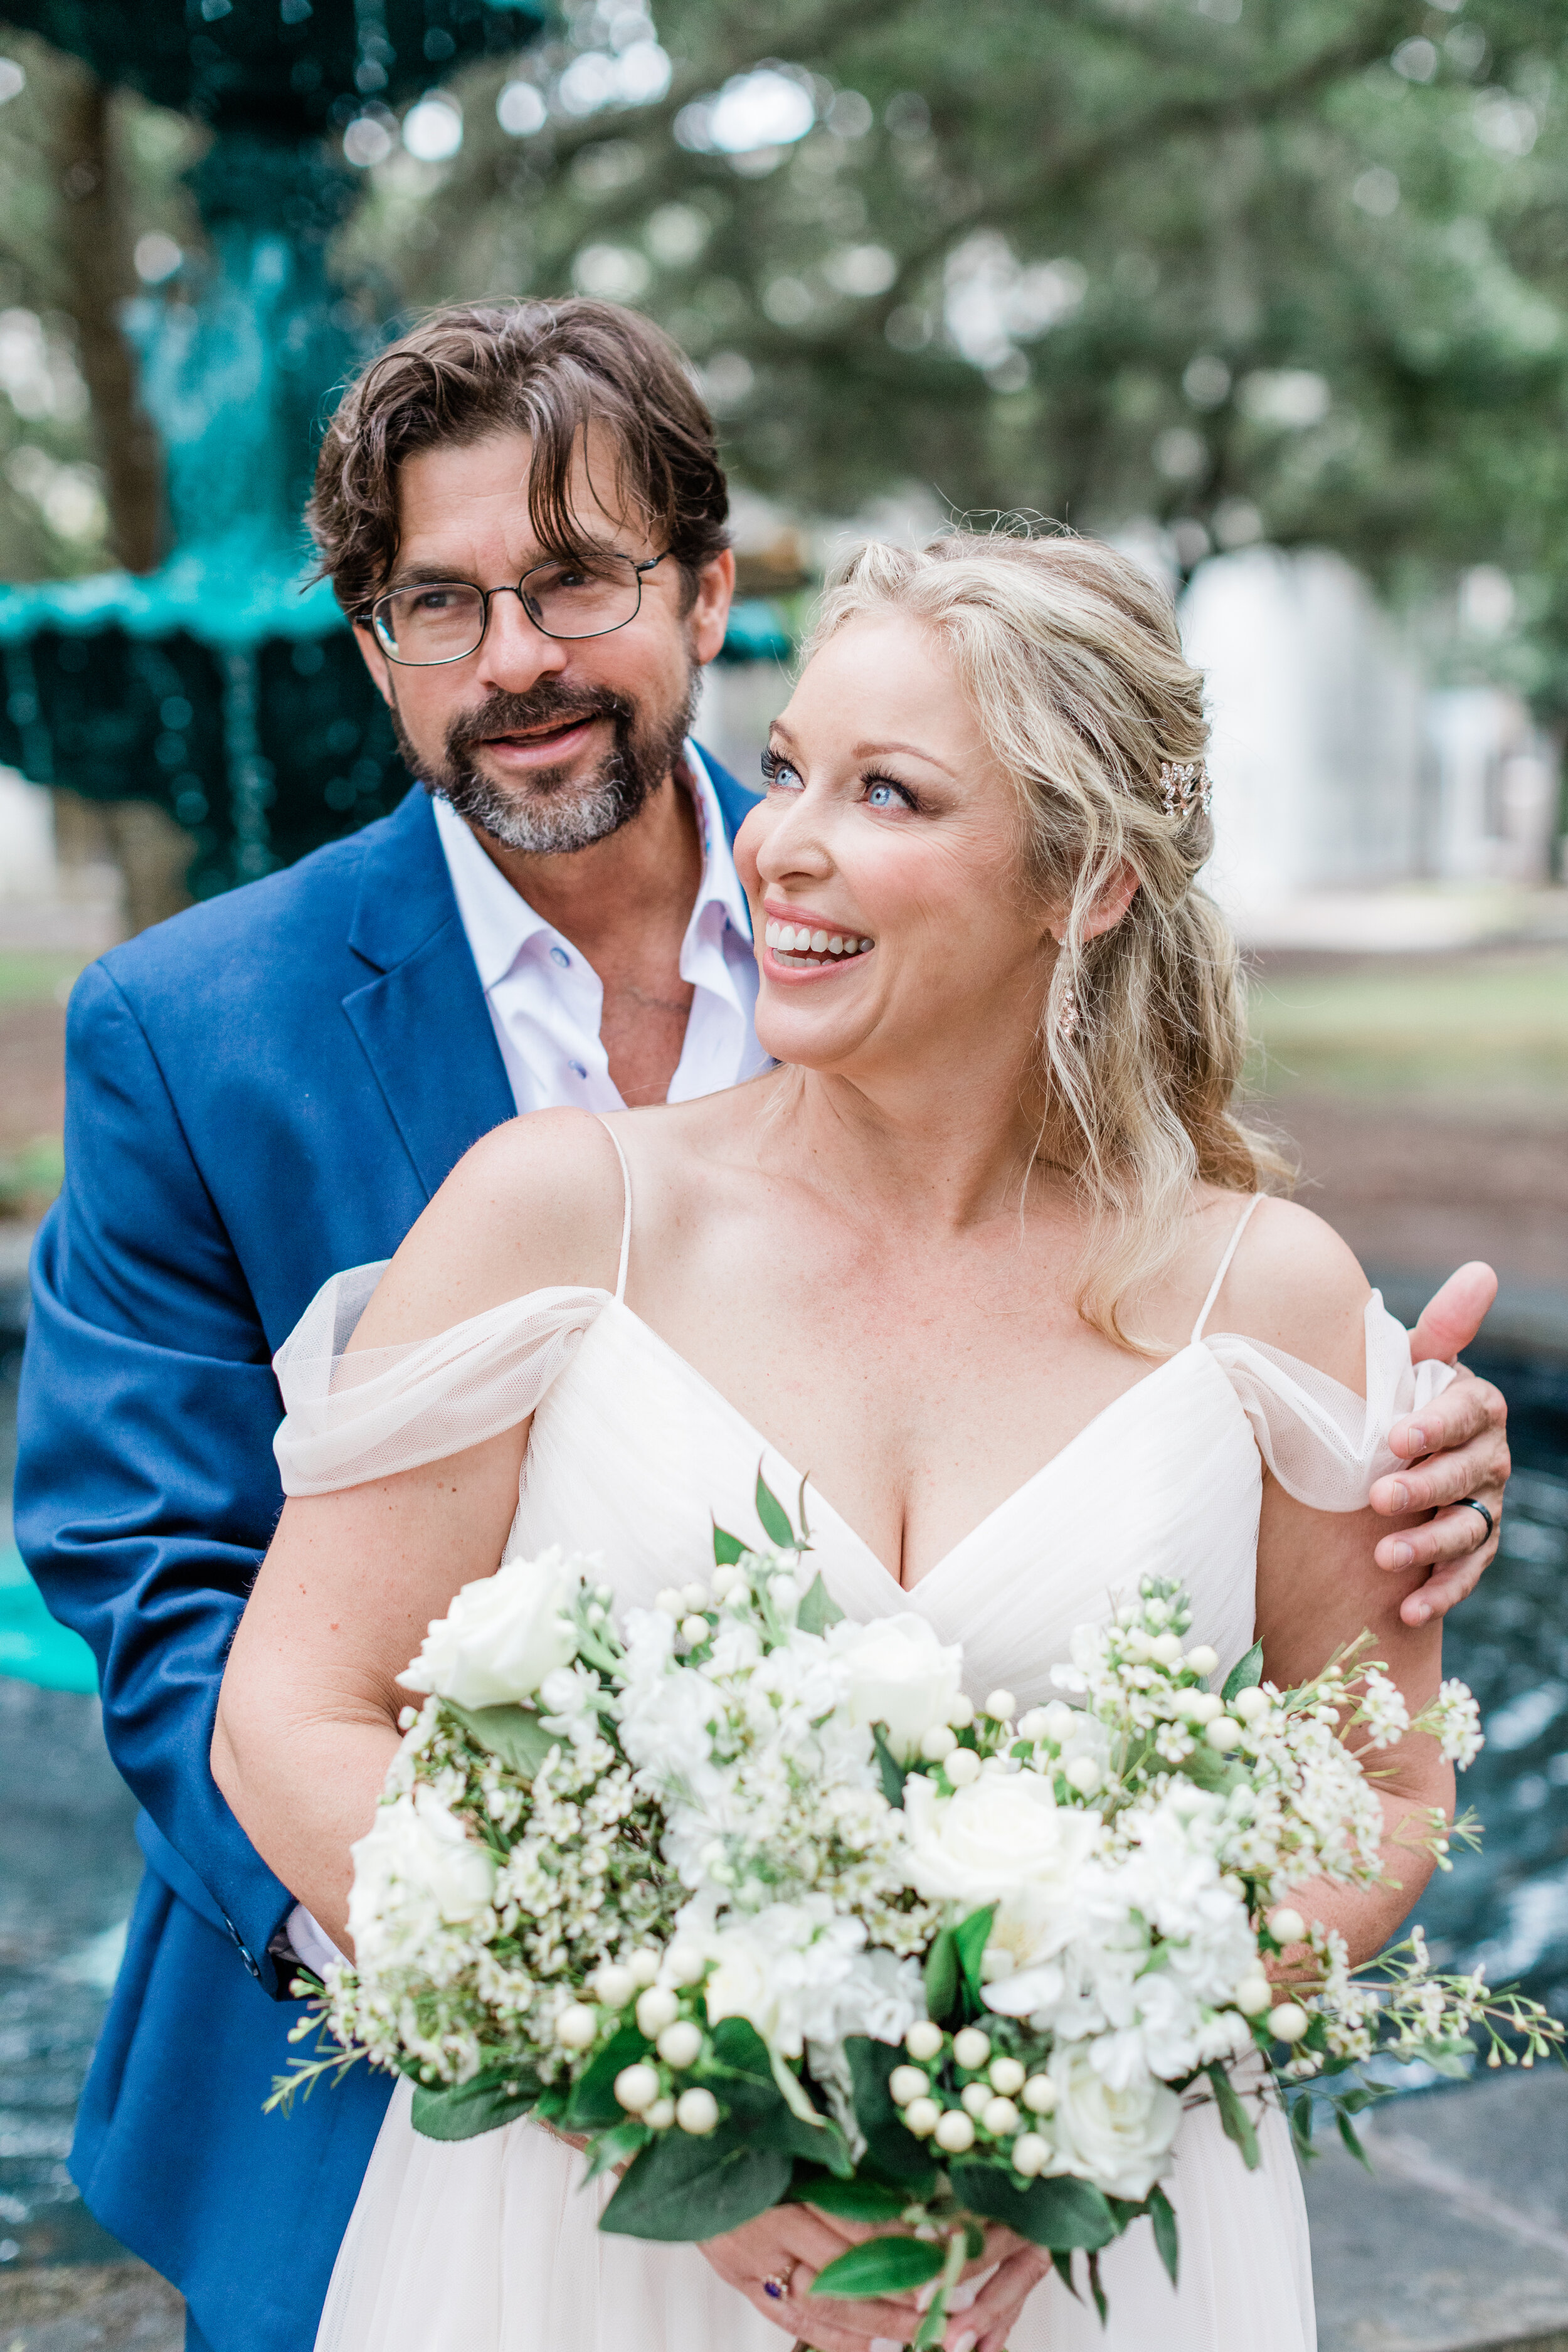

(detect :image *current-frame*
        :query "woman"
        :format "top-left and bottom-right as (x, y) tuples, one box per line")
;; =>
(215, 531), (1453, 2351)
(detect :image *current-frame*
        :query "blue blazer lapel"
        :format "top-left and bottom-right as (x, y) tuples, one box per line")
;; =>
(342, 790), (514, 1200)
(697, 743), (763, 845)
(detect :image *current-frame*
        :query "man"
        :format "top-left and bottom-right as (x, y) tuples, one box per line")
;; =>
(15, 299), (1508, 2352)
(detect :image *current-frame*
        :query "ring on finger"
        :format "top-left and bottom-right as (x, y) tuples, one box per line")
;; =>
(763, 2266), (797, 2303)
(1455, 1496), (1495, 1540)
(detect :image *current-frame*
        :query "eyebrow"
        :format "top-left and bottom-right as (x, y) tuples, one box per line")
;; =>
(381, 539), (623, 593)
(768, 721), (959, 780)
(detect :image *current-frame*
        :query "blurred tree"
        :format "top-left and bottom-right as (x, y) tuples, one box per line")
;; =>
(333, 0), (1568, 705)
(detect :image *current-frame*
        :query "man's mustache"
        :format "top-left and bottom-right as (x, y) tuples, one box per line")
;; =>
(445, 684), (634, 760)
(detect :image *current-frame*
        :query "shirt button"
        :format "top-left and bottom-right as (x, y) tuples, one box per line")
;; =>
(550, 945), (570, 967)
(569, 1061), (587, 1080)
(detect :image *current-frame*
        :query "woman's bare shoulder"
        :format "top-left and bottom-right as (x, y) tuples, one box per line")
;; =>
(349, 1109), (628, 1350)
(1205, 1192), (1374, 1394)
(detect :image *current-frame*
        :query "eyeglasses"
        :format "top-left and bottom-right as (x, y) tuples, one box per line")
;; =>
(362, 550), (671, 666)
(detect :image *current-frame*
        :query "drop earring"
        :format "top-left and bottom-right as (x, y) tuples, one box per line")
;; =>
(1056, 975), (1079, 1044)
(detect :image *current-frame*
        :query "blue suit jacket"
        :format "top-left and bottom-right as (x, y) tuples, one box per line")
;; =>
(14, 765), (758, 2352)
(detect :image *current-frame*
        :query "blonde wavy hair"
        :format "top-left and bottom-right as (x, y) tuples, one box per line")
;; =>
(804, 527), (1291, 1350)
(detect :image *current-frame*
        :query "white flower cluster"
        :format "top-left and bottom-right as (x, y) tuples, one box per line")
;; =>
(285, 1543), (1558, 2248)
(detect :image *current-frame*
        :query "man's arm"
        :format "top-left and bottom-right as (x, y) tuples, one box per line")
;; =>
(14, 962), (296, 1988)
(1370, 1262), (1510, 1626)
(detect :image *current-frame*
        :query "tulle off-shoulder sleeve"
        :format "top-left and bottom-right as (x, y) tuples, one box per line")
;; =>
(271, 1264), (613, 1495)
(1204, 1293), (1458, 1512)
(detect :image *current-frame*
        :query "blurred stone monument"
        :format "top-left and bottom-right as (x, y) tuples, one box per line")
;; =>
(0, 0), (544, 927)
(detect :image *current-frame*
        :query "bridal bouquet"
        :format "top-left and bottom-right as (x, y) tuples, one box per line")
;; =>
(275, 1482), (1562, 2338)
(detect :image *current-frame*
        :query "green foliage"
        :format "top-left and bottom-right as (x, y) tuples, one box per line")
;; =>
(410, 2064), (542, 2140)
(949, 2160), (1119, 2252)
(1148, 2184), (1179, 2286)
(600, 2127), (793, 2240)
(443, 1698), (558, 1779)
(810, 2234), (946, 2299)
(562, 2022), (651, 2132)
(844, 2035), (943, 2190)
(796, 1569), (845, 1634)
(1205, 2059), (1261, 2170)
(1222, 1641), (1265, 1705)
(753, 1468), (795, 1549)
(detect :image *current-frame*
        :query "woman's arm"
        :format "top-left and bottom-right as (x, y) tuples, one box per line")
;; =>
(211, 1111), (627, 1950)
(1229, 1202), (1454, 1969)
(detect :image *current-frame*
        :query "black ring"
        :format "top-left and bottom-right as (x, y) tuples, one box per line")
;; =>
(1456, 1497), (1495, 1540)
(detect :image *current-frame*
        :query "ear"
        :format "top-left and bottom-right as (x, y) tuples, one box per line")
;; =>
(351, 617), (396, 710)
(689, 549), (736, 667)
(1081, 859), (1140, 941)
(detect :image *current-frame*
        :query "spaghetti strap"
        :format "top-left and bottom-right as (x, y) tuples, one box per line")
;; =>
(593, 1116), (633, 1303)
(1191, 1195), (1263, 1344)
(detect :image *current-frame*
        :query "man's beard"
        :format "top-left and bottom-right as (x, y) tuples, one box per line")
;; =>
(394, 673), (696, 856)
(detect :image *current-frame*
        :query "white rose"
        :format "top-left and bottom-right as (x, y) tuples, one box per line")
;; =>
(347, 1787), (497, 1968)
(699, 1900), (866, 2058)
(1046, 2042), (1181, 2202)
(827, 1614), (963, 1762)
(396, 1546), (581, 1708)
(903, 1767), (1104, 1957)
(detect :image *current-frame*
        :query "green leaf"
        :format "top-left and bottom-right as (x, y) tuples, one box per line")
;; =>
(810, 2235), (946, 2299)
(755, 1468), (795, 1549)
(712, 1522), (746, 1567)
(844, 2038), (943, 2190)
(872, 1724), (908, 1809)
(1288, 2094), (1315, 2161)
(950, 2162), (1119, 2251)
(1050, 2250), (1081, 2303)
(410, 2066), (541, 2141)
(796, 2174), (911, 2224)
(442, 1700), (556, 1779)
(1206, 2062), (1261, 2170)
(1148, 2185), (1179, 2287)
(562, 2023), (650, 2133)
(1088, 2249), (1108, 2326)
(1337, 2111), (1373, 2171)
(952, 1905), (998, 2013)
(1221, 1641), (1264, 1705)
(583, 2119), (650, 2180)
(924, 1926), (959, 2021)
(600, 2131), (792, 2241)
(911, 2289), (950, 2348)
(796, 1569), (845, 1635)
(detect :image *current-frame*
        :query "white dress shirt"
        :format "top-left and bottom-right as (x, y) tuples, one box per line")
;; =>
(430, 743), (768, 1113)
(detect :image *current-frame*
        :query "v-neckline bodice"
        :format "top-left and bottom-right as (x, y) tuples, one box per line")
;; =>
(594, 1296), (1237, 1597)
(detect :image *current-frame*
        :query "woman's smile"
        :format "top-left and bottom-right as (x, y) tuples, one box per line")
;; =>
(761, 906), (876, 976)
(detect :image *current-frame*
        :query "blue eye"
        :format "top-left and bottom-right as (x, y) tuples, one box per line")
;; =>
(867, 782), (898, 808)
(763, 750), (803, 790)
(866, 776), (916, 810)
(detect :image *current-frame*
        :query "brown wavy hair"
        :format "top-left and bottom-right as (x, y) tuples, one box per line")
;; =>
(307, 298), (731, 615)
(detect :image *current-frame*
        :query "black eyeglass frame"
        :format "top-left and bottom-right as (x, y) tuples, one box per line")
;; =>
(358, 549), (673, 666)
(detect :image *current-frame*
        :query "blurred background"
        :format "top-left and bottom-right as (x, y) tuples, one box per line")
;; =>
(0, 1), (1566, 2346)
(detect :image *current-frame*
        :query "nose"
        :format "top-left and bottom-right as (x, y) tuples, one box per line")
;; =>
(472, 587), (570, 694)
(752, 776), (835, 890)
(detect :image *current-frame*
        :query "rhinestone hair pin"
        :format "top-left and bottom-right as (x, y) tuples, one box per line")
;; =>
(1159, 760), (1212, 819)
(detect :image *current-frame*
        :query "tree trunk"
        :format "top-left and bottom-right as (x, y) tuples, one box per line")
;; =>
(48, 64), (164, 575)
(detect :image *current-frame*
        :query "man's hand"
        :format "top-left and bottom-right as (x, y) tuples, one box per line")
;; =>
(1371, 1262), (1508, 1627)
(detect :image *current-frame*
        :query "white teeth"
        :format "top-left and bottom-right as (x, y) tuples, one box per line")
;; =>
(860, 938), (873, 952)
(827, 935), (844, 954)
(810, 930), (828, 952)
(767, 921), (873, 963)
(765, 921), (778, 946)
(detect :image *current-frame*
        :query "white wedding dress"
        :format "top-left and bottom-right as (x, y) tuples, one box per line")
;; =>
(273, 1132), (1455, 2352)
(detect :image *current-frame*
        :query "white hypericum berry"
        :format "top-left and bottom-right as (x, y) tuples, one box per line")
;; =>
(1234, 1976), (1273, 2016)
(679, 1615), (709, 1643)
(644, 2096), (676, 2130)
(945, 1748), (982, 1788)
(613, 2062), (660, 2112)
(984, 1689), (1017, 1722)
(947, 1695), (976, 1730)
(1205, 1717), (1242, 1752)
(1269, 1907), (1307, 1947)
(636, 1986), (679, 2037)
(593, 1963), (637, 2009)
(709, 1565), (742, 1602)
(889, 2065), (929, 2107)
(1148, 1633), (1184, 1667)
(903, 2097), (940, 2137)
(627, 1949), (661, 1988)
(935, 2109), (976, 2153)
(680, 1582), (709, 1611)
(676, 2087), (720, 2134)
(657, 2021), (703, 2070)
(665, 1942), (707, 1987)
(961, 2082), (992, 2119)
(906, 2021), (944, 2063)
(1012, 2132), (1050, 2176)
(1022, 2074), (1057, 2116)
(1185, 1643), (1220, 1678)
(770, 1574), (800, 1609)
(983, 2096), (1020, 2136)
(554, 2003), (597, 2050)
(654, 1588), (684, 1616)
(1268, 2003), (1310, 2043)
(953, 2026), (991, 2070)
(988, 2057), (1025, 2095)
(1016, 1707), (1051, 1742)
(1065, 1755), (1103, 1795)
(920, 1724), (958, 1762)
